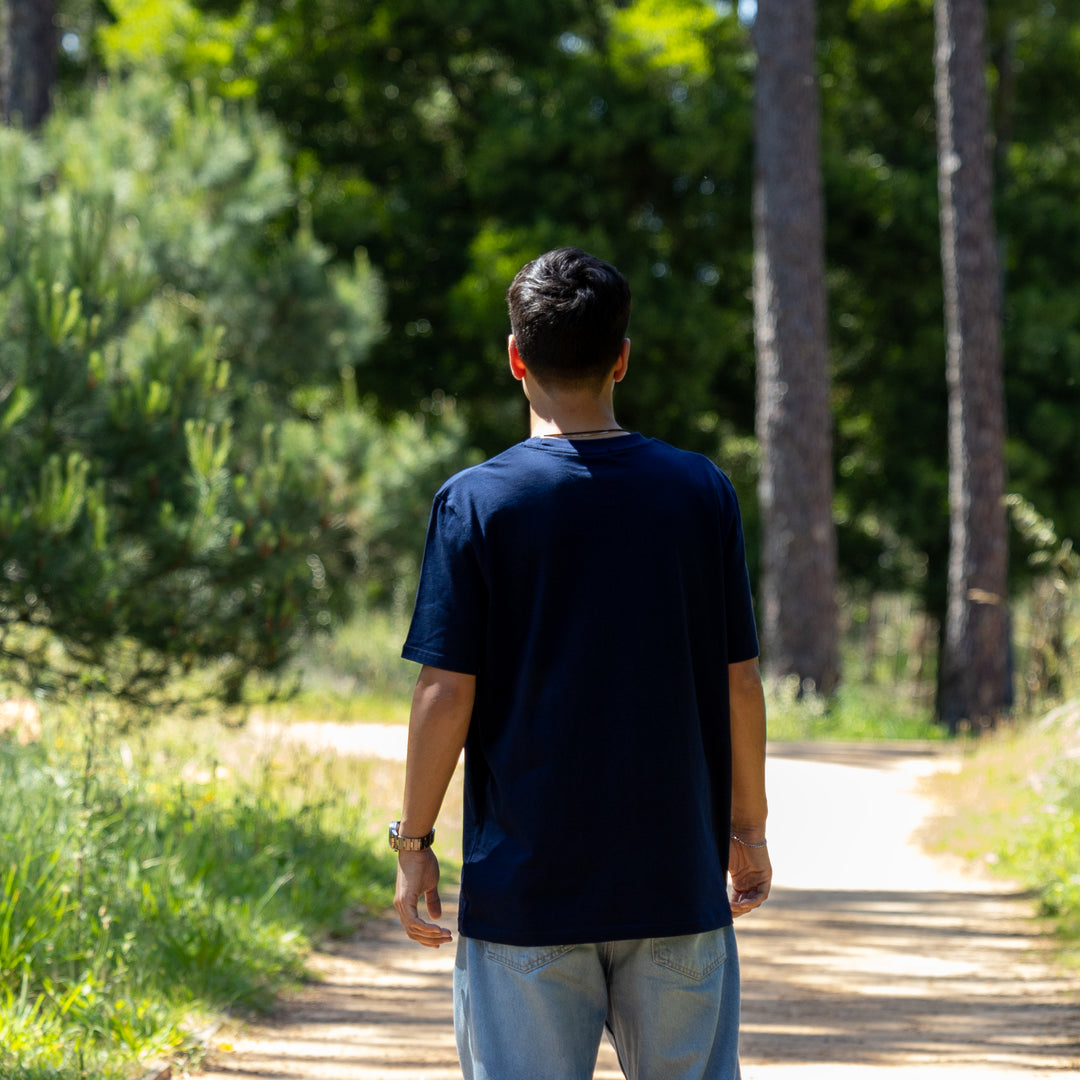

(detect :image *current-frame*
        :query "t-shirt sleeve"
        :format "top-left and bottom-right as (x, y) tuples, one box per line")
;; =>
(720, 477), (760, 664)
(401, 489), (487, 675)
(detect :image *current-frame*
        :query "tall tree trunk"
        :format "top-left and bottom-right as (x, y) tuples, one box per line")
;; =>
(752, 0), (839, 696)
(1, 0), (57, 129)
(934, 0), (1010, 730)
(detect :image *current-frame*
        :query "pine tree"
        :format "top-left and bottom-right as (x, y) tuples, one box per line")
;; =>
(1, 0), (57, 128)
(752, 0), (839, 696)
(0, 76), (407, 703)
(933, 0), (1010, 729)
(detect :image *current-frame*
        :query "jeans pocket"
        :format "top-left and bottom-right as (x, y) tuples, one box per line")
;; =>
(482, 941), (577, 974)
(651, 931), (728, 981)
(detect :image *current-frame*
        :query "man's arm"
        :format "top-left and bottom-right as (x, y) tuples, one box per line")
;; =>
(728, 656), (772, 916)
(393, 664), (476, 948)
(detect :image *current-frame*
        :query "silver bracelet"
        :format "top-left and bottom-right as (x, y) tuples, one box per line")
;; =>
(730, 833), (768, 849)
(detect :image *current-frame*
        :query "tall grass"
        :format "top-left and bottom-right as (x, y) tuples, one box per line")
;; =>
(764, 676), (943, 741)
(244, 605), (417, 726)
(923, 701), (1080, 949)
(1, 577), (1073, 1076)
(0, 708), (396, 1078)
(764, 591), (941, 741)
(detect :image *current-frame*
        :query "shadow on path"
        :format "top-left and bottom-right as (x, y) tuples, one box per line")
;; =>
(738, 743), (1080, 1076)
(739, 885), (1080, 1072)
(197, 742), (1080, 1079)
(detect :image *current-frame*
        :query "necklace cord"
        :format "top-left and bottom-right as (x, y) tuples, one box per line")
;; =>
(540, 427), (625, 438)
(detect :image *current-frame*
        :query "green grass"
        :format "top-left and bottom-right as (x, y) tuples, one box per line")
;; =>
(0, 709), (398, 1079)
(242, 686), (410, 726)
(239, 604), (417, 726)
(765, 676), (943, 741)
(287, 606), (420, 703)
(923, 700), (1080, 950)
(0, 586), (1073, 1076)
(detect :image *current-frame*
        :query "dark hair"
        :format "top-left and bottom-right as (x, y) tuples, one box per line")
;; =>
(507, 247), (631, 388)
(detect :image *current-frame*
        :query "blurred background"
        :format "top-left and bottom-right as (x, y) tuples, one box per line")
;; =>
(1, 2), (1078, 1074)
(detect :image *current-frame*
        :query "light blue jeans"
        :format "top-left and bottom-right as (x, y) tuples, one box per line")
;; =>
(454, 926), (741, 1080)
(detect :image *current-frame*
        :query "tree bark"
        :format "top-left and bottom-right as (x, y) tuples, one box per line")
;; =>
(752, 0), (839, 696)
(1, 0), (58, 130)
(934, 0), (1010, 730)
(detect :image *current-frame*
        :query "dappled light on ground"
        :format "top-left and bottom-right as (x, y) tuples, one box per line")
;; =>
(196, 740), (1080, 1079)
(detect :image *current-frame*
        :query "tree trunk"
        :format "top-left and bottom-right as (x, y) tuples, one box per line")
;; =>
(752, 0), (839, 696)
(1, 0), (57, 129)
(933, 0), (1010, 730)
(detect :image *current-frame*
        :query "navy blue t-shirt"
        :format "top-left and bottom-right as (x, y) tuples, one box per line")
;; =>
(402, 433), (759, 946)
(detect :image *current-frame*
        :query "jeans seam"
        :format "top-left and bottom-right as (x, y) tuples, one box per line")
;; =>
(650, 937), (727, 981)
(482, 942), (575, 974)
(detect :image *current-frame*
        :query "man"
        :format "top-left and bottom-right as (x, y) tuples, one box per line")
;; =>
(393, 247), (771, 1080)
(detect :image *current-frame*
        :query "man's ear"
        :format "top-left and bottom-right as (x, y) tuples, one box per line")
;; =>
(508, 334), (527, 382)
(612, 338), (631, 384)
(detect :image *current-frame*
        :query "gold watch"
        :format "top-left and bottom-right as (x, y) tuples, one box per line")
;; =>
(388, 820), (435, 852)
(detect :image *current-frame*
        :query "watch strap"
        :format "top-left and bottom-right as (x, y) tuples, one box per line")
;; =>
(389, 820), (435, 852)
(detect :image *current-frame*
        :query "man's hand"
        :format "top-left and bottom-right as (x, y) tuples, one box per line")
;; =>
(394, 849), (453, 948)
(728, 838), (772, 917)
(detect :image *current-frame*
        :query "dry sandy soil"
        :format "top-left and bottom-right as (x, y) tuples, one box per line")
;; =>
(194, 733), (1080, 1080)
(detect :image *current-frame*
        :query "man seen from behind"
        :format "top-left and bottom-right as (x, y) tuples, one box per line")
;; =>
(392, 247), (771, 1079)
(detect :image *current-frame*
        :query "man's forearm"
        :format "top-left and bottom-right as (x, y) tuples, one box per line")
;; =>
(398, 665), (476, 837)
(729, 657), (768, 839)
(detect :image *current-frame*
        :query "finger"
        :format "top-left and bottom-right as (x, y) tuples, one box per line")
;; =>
(730, 885), (768, 915)
(405, 916), (453, 947)
(396, 893), (452, 947)
(394, 896), (420, 933)
(425, 886), (443, 920)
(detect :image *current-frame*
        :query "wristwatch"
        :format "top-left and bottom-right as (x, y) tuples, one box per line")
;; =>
(388, 820), (435, 853)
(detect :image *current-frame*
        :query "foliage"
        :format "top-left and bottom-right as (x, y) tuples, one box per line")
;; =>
(84, 0), (1080, 616)
(925, 699), (1080, 943)
(0, 705), (397, 1077)
(0, 73), (474, 701)
(42, 0), (1080, 710)
(765, 678), (942, 741)
(817, 0), (1080, 609)
(1007, 495), (1080, 709)
(95, 0), (759, 451)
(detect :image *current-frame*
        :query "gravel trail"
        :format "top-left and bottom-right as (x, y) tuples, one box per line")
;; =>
(195, 735), (1080, 1079)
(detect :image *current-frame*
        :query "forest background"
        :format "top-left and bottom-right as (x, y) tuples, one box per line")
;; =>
(1, 1), (1079, 1076)
(4, 0), (1080, 706)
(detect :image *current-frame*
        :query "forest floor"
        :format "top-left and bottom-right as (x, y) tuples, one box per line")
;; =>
(192, 733), (1080, 1080)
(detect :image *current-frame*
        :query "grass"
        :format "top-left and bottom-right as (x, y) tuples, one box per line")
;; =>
(241, 685), (410, 726)
(240, 605), (417, 727)
(286, 606), (420, 705)
(0, 584), (1074, 1076)
(922, 699), (1080, 952)
(0, 706), (400, 1079)
(765, 677), (942, 742)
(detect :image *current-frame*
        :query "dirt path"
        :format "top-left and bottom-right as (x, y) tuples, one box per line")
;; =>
(196, 737), (1080, 1079)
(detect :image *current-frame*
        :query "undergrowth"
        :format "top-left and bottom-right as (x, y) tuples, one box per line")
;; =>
(923, 700), (1080, 947)
(765, 676), (942, 741)
(0, 709), (396, 1078)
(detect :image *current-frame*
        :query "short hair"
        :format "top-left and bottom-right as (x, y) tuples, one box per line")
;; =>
(507, 248), (631, 388)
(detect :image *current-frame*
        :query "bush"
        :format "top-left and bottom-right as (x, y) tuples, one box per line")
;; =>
(0, 73), (476, 701)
